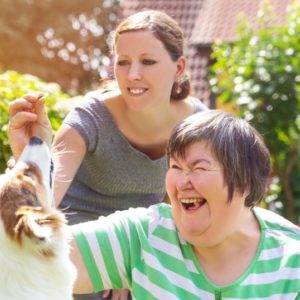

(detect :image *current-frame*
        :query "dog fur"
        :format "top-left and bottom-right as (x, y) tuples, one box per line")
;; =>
(0, 137), (76, 300)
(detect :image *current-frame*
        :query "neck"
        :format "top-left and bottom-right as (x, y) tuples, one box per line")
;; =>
(194, 208), (260, 266)
(126, 101), (179, 133)
(193, 209), (261, 286)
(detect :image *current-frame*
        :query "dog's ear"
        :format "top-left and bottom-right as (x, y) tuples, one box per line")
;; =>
(0, 173), (39, 238)
(14, 206), (66, 255)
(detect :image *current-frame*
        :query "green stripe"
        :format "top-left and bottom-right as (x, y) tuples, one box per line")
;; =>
(152, 248), (193, 277)
(153, 225), (179, 246)
(132, 282), (160, 300)
(113, 223), (131, 281)
(225, 279), (300, 298)
(74, 231), (104, 291)
(95, 231), (123, 288)
(135, 263), (201, 300)
(157, 203), (173, 219)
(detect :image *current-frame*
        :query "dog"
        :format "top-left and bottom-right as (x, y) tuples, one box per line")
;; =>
(0, 136), (76, 300)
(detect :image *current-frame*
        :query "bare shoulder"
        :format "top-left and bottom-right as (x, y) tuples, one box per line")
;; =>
(103, 91), (126, 119)
(172, 96), (206, 116)
(100, 89), (121, 101)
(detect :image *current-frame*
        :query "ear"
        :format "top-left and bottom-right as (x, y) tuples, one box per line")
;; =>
(175, 56), (186, 77)
(14, 206), (65, 244)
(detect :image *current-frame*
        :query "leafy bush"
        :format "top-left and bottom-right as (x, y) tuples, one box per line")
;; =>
(210, 0), (300, 222)
(0, 70), (71, 172)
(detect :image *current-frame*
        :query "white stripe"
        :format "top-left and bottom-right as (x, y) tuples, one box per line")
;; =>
(178, 232), (187, 245)
(151, 235), (184, 260)
(265, 229), (299, 239)
(259, 245), (283, 260)
(265, 224), (300, 237)
(85, 229), (112, 288)
(242, 267), (300, 285)
(142, 250), (215, 299)
(224, 293), (298, 300)
(259, 244), (299, 261)
(151, 235), (198, 273)
(160, 218), (177, 231)
(133, 269), (179, 300)
(105, 211), (131, 241)
(184, 258), (198, 273)
(105, 220), (129, 288)
(255, 207), (300, 235)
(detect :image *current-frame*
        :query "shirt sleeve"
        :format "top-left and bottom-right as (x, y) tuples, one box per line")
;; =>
(63, 91), (104, 152)
(71, 207), (149, 292)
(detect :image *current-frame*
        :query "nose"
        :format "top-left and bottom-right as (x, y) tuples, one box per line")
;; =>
(29, 136), (43, 145)
(176, 171), (192, 191)
(128, 62), (142, 81)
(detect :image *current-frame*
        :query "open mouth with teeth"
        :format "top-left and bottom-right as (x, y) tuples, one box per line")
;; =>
(128, 88), (148, 95)
(180, 198), (207, 211)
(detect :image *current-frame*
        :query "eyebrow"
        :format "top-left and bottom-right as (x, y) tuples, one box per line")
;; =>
(189, 158), (211, 167)
(171, 157), (211, 167)
(116, 52), (156, 57)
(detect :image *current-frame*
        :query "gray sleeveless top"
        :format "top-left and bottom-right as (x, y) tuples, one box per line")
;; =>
(60, 91), (207, 222)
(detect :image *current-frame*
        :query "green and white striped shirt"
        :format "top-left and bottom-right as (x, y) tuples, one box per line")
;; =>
(73, 204), (300, 299)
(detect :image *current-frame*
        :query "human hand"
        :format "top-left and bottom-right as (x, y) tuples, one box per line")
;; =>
(102, 289), (130, 300)
(8, 93), (52, 160)
(5, 157), (15, 172)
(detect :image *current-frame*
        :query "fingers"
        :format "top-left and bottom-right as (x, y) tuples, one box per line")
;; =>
(23, 92), (44, 102)
(9, 111), (38, 129)
(9, 98), (34, 117)
(9, 93), (45, 116)
(111, 289), (130, 300)
(34, 95), (49, 119)
(8, 93), (49, 129)
(5, 158), (16, 173)
(102, 290), (111, 298)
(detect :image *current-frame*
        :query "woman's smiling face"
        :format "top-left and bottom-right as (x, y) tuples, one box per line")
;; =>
(114, 30), (184, 111)
(166, 141), (247, 248)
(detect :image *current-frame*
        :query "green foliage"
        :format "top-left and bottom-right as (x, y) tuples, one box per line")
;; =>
(0, 70), (70, 172)
(210, 0), (300, 222)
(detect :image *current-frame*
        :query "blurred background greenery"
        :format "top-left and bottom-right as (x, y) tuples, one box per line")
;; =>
(210, 0), (300, 223)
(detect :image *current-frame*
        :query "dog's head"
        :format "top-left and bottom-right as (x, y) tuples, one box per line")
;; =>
(0, 137), (65, 251)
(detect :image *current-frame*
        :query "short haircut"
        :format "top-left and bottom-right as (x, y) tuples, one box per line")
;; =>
(166, 110), (271, 207)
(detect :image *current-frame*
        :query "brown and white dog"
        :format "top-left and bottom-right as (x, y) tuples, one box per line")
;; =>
(0, 136), (76, 300)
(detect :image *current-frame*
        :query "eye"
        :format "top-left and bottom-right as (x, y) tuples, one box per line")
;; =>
(23, 169), (35, 180)
(142, 59), (157, 65)
(117, 60), (129, 66)
(170, 163), (181, 170)
(194, 166), (207, 171)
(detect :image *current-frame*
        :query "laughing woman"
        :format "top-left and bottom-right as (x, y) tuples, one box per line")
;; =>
(69, 110), (300, 299)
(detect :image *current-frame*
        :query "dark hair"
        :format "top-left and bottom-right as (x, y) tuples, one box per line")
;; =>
(166, 110), (271, 207)
(113, 10), (191, 100)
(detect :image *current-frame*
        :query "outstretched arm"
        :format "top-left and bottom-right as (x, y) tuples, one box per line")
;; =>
(70, 237), (94, 294)
(52, 124), (86, 207)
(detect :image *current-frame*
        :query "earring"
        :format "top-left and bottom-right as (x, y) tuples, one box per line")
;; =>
(175, 77), (182, 94)
(176, 84), (182, 94)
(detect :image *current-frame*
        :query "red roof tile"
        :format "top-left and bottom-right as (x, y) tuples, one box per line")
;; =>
(190, 0), (293, 45)
(119, 0), (205, 38)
